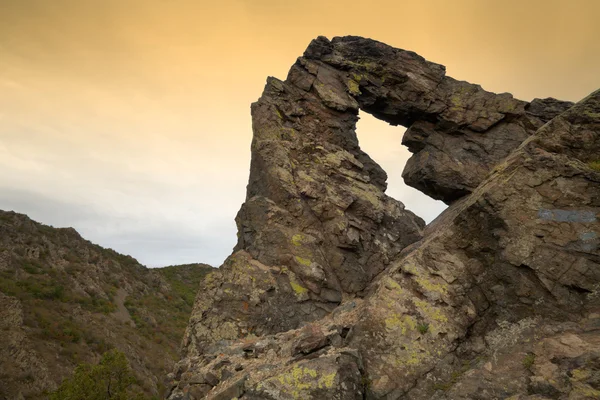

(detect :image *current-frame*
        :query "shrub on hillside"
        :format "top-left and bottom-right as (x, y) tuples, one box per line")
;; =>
(49, 349), (146, 400)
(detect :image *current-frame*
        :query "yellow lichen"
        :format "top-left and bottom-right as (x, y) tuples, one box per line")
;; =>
(212, 321), (239, 340)
(405, 349), (429, 366)
(290, 280), (308, 296)
(415, 276), (448, 295)
(385, 314), (402, 331)
(385, 314), (417, 334)
(572, 382), (600, 397)
(345, 59), (378, 71)
(347, 184), (380, 208)
(583, 109), (600, 119)
(448, 86), (471, 110)
(571, 368), (591, 381)
(351, 72), (363, 82)
(588, 160), (600, 171)
(347, 79), (361, 96)
(204, 272), (217, 288)
(386, 343), (431, 369)
(291, 234), (305, 247)
(450, 94), (464, 108)
(402, 263), (418, 275)
(384, 277), (403, 292)
(295, 256), (312, 267)
(318, 371), (336, 389)
(296, 170), (316, 183)
(274, 366), (337, 398)
(256, 127), (297, 142)
(323, 152), (344, 167)
(413, 299), (448, 323)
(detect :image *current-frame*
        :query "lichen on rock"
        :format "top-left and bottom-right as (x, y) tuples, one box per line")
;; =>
(169, 37), (599, 400)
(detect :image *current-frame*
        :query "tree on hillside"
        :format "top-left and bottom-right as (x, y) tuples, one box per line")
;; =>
(50, 349), (146, 400)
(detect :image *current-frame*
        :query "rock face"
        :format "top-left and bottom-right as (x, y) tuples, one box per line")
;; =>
(181, 38), (427, 358)
(0, 211), (213, 399)
(170, 36), (599, 400)
(299, 36), (574, 203)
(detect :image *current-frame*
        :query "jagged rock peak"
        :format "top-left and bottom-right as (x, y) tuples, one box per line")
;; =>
(180, 37), (429, 360)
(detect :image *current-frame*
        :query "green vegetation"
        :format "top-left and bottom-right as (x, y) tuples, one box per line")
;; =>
(522, 353), (536, 369)
(0, 269), (65, 301)
(0, 212), (14, 223)
(417, 323), (430, 334)
(155, 263), (212, 307)
(588, 160), (600, 171)
(49, 349), (146, 400)
(123, 263), (213, 350)
(0, 211), (212, 398)
(0, 264), (116, 313)
(37, 313), (83, 343)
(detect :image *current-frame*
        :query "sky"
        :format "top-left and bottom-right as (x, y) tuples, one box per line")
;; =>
(0, 0), (598, 267)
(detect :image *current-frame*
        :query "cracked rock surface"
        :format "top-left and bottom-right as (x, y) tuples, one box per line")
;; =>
(168, 36), (599, 400)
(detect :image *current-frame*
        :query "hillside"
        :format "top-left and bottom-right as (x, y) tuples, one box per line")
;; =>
(0, 210), (213, 399)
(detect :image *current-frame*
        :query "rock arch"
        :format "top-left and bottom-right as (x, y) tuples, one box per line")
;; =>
(182, 35), (572, 354)
(169, 36), (600, 400)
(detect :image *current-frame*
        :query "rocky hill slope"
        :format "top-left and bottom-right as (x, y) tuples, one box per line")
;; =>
(0, 210), (213, 399)
(168, 36), (599, 399)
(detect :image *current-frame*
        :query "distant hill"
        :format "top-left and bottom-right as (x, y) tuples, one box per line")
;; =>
(0, 210), (213, 399)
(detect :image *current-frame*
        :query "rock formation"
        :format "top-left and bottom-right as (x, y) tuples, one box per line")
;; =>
(0, 211), (213, 399)
(169, 36), (599, 399)
(302, 36), (573, 203)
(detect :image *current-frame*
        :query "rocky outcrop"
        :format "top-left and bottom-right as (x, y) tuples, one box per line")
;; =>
(170, 36), (598, 400)
(300, 36), (574, 203)
(0, 211), (213, 399)
(341, 89), (600, 398)
(0, 292), (54, 398)
(180, 38), (429, 357)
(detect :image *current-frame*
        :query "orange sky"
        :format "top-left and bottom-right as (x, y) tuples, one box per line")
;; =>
(0, 0), (598, 266)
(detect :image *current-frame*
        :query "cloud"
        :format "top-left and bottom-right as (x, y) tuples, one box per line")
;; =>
(3, 0), (596, 270)
(0, 187), (236, 267)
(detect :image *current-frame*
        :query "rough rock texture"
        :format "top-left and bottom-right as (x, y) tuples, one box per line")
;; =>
(301, 36), (573, 203)
(181, 38), (428, 357)
(0, 211), (213, 399)
(344, 89), (600, 399)
(170, 36), (598, 400)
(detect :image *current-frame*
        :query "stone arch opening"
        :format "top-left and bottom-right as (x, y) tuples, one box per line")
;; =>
(354, 111), (446, 224)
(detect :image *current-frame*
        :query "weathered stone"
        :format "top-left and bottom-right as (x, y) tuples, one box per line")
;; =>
(299, 36), (574, 203)
(246, 354), (363, 400)
(206, 374), (247, 400)
(188, 384), (212, 399)
(291, 325), (327, 356)
(348, 90), (599, 399)
(203, 372), (220, 387)
(171, 36), (599, 400)
(180, 37), (433, 356)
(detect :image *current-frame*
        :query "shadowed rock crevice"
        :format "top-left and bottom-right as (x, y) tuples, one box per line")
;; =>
(169, 36), (599, 400)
